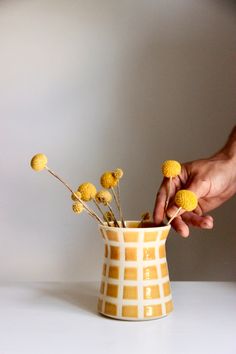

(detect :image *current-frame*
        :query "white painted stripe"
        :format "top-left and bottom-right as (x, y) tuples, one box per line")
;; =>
(117, 229), (125, 317)
(101, 275), (170, 286)
(137, 229), (144, 318)
(102, 294), (172, 306)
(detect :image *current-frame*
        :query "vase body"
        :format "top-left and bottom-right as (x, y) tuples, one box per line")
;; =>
(97, 221), (173, 321)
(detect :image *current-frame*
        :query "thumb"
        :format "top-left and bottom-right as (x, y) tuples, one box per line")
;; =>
(166, 179), (209, 219)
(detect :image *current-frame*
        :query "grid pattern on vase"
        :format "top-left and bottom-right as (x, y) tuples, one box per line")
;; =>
(98, 225), (173, 320)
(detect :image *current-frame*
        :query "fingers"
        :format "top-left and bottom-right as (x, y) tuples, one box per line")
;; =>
(171, 216), (190, 237)
(153, 178), (177, 224)
(182, 213), (214, 229)
(170, 212), (214, 237)
(166, 178), (211, 221)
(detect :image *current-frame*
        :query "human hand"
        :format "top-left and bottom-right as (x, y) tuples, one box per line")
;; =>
(153, 154), (236, 237)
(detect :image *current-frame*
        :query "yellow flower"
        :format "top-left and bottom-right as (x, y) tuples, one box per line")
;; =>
(30, 153), (48, 171)
(103, 211), (114, 222)
(72, 202), (84, 214)
(162, 160), (181, 178)
(100, 172), (118, 189)
(95, 190), (112, 205)
(78, 182), (97, 201)
(175, 190), (198, 211)
(71, 191), (82, 201)
(113, 168), (123, 179)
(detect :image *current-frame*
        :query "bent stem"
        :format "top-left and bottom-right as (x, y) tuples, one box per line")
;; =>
(45, 166), (103, 225)
(167, 207), (182, 225)
(111, 186), (125, 227)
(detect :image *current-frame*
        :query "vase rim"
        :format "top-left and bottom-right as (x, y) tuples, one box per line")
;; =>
(99, 220), (171, 232)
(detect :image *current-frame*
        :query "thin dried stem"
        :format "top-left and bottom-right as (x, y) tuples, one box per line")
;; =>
(138, 212), (151, 228)
(45, 166), (103, 224)
(93, 199), (111, 226)
(167, 207), (182, 225)
(107, 203), (120, 227)
(111, 186), (125, 227)
(165, 177), (172, 211)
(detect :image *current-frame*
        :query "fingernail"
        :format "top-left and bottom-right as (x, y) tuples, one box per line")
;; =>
(202, 221), (213, 229)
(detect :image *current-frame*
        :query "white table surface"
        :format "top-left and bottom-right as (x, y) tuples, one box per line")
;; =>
(0, 282), (235, 354)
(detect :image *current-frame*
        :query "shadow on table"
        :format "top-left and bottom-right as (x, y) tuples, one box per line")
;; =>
(39, 282), (99, 316)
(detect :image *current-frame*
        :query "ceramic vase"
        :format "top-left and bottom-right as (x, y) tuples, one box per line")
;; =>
(97, 221), (173, 320)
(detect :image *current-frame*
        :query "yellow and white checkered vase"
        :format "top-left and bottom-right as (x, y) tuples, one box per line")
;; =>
(98, 221), (173, 320)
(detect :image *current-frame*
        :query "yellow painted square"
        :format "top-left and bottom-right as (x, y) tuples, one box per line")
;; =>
(104, 244), (108, 258)
(108, 266), (119, 279)
(143, 247), (155, 260)
(110, 246), (120, 260)
(126, 221), (139, 228)
(143, 285), (160, 299)
(100, 281), (105, 294)
(124, 231), (139, 242)
(163, 282), (171, 296)
(106, 284), (118, 298)
(165, 300), (174, 314)
(122, 305), (138, 318)
(124, 267), (137, 280)
(160, 229), (169, 240)
(144, 304), (162, 318)
(125, 247), (137, 261)
(159, 244), (166, 258)
(102, 264), (107, 276)
(123, 286), (138, 299)
(144, 231), (158, 242)
(97, 298), (103, 312)
(106, 230), (119, 241)
(105, 302), (117, 316)
(143, 265), (158, 280)
(161, 262), (168, 277)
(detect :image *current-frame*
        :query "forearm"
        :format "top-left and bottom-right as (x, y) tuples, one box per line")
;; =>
(222, 126), (236, 160)
(211, 126), (236, 196)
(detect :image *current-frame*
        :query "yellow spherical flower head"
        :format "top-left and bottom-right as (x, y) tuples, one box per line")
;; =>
(175, 190), (198, 212)
(95, 190), (112, 205)
(30, 153), (48, 171)
(100, 171), (118, 189)
(103, 211), (114, 222)
(71, 191), (82, 201)
(72, 202), (84, 214)
(113, 168), (123, 180)
(162, 160), (181, 178)
(78, 182), (97, 202)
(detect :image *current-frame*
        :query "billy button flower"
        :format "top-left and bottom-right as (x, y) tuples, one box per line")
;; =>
(111, 168), (125, 227)
(95, 190), (119, 227)
(167, 190), (198, 225)
(100, 171), (118, 189)
(78, 182), (97, 202)
(72, 202), (84, 214)
(162, 160), (181, 211)
(71, 191), (82, 201)
(30, 153), (48, 171)
(30, 153), (103, 224)
(77, 182), (107, 223)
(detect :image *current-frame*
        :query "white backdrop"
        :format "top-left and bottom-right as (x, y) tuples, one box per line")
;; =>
(1, 0), (236, 281)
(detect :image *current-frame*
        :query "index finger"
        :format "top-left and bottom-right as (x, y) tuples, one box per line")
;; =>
(153, 178), (175, 224)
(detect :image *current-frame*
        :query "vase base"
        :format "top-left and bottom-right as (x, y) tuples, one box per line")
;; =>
(98, 310), (172, 321)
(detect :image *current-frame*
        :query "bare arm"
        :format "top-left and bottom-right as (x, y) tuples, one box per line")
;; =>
(153, 126), (236, 237)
